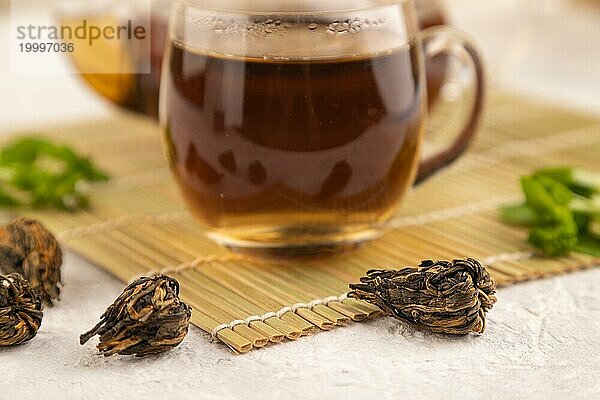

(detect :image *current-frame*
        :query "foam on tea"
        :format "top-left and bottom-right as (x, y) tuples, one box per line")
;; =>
(162, 24), (425, 249)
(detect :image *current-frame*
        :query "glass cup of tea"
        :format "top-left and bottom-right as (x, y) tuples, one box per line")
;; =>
(160, 0), (484, 256)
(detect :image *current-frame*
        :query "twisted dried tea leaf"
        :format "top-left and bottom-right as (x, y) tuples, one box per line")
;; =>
(0, 272), (43, 346)
(80, 275), (192, 357)
(350, 258), (497, 335)
(0, 218), (63, 304)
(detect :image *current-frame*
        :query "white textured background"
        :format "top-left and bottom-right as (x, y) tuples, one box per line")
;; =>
(1, 1), (599, 399)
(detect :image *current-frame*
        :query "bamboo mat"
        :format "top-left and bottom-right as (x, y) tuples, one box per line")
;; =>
(1, 92), (599, 353)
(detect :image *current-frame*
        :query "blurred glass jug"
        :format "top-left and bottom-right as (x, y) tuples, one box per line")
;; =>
(58, 0), (171, 118)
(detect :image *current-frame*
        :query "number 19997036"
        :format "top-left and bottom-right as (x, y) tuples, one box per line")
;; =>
(19, 42), (74, 52)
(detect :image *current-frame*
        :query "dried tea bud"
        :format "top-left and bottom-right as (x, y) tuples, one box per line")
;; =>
(80, 275), (191, 357)
(0, 218), (63, 304)
(0, 272), (43, 346)
(350, 258), (497, 335)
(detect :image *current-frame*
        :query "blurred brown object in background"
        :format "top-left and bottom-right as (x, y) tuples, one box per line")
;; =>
(416, 0), (447, 30)
(572, 0), (600, 8)
(60, 0), (170, 118)
(415, 0), (448, 107)
(62, 15), (168, 118)
(0, 218), (62, 304)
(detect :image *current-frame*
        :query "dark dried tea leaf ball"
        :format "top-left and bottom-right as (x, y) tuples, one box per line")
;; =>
(0, 218), (63, 304)
(0, 272), (43, 347)
(80, 275), (192, 357)
(350, 258), (497, 335)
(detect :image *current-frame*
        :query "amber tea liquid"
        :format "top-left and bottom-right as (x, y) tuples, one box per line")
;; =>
(162, 33), (424, 252)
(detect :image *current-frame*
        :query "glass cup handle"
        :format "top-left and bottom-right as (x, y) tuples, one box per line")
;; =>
(415, 26), (486, 184)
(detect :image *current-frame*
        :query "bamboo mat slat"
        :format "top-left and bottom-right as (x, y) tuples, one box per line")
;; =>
(1, 91), (599, 353)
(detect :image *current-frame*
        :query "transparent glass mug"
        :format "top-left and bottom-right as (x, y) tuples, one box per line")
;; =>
(160, 0), (484, 256)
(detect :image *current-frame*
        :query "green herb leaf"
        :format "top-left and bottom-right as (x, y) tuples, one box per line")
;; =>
(500, 203), (536, 226)
(575, 234), (600, 257)
(534, 167), (600, 197)
(501, 167), (600, 257)
(0, 136), (110, 211)
(528, 222), (579, 257)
